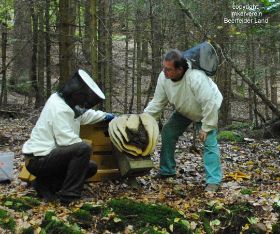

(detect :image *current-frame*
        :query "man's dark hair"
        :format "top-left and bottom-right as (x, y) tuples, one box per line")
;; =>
(164, 49), (188, 71)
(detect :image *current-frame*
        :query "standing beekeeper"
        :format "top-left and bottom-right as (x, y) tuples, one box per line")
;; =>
(144, 49), (223, 192)
(22, 69), (114, 203)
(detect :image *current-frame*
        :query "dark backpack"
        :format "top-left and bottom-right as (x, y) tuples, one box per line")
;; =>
(182, 41), (219, 76)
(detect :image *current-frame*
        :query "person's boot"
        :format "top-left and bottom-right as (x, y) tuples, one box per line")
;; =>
(32, 178), (57, 201)
(204, 184), (220, 192)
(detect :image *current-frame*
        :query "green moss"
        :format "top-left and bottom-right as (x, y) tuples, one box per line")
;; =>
(217, 131), (244, 142)
(68, 209), (92, 228)
(102, 198), (192, 233)
(43, 218), (82, 234)
(41, 210), (82, 234)
(224, 202), (253, 232)
(21, 196), (41, 206)
(273, 202), (280, 214)
(41, 210), (57, 228)
(44, 210), (56, 222)
(272, 222), (280, 234)
(0, 209), (16, 232)
(80, 203), (102, 215)
(240, 188), (253, 195)
(2, 196), (40, 212)
(200, 202), (254, 233)
(71, 209), (91, 221)
(21, 226), (35, 234)
(138, 226), (165, 234)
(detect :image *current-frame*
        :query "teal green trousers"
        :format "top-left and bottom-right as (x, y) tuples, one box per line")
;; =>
(160, 112), (222, 184)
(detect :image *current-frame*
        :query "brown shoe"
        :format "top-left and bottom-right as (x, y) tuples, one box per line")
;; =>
(204, 184), (220, 192)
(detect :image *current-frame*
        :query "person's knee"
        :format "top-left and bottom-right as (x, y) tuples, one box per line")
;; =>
(77, 142), (92, 158)
(86, 161), (98, 178)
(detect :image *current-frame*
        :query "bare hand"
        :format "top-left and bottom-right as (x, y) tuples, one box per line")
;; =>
(199, 130), (207, 142)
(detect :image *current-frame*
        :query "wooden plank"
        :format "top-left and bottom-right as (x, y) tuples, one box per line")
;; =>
(87, 169), (120, 182)
(80, 123), (113, 152)
(114, 148), (154, 177)
(91, 154), (118, 170)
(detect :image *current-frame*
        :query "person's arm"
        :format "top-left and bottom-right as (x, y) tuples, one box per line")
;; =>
(52, 110), (82, 146)
(144, 73), (169, 120)
(190, 70), (222, 133)
(80, 109), (107, 125)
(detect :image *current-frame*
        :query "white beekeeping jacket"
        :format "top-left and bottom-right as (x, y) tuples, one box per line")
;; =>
(144, 69), (223, 132)
(22, 93), (106, 156)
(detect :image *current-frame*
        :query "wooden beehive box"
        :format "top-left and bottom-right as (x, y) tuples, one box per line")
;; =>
(80, 122), (121, 181)
(113, 147), (154, 177)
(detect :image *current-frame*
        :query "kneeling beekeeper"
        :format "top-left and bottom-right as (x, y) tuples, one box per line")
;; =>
(22, 69), (114, 203)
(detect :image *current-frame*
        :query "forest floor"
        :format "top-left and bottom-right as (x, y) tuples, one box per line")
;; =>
(0, 102), (280, 234)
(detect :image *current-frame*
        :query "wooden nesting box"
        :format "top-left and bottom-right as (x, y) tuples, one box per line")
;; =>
(80, 122), (121, 182)
(113, 147), (154, 177)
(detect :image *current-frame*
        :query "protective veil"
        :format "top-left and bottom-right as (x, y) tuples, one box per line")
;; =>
(58, 69), (105, 118)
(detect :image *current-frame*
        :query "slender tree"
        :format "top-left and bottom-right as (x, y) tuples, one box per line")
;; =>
(59, 0), (76, 86)
(89, 0), (98, 81)
(37, 0), (45, 106)
(124, 0), (129, 113)
(0, 22), (8, 106)
(45, 0), (51, 97)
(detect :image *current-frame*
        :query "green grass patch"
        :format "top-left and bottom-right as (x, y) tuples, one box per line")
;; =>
(273, 201), (280, 214)
(0, 209), (16, 232)
(240, 188), (253, 195)
(200, 202), (254, 233)
(68, 203), (102, 229)
(80, 203), (102, 215)
(41, 210), (82, 234)
(272, 222), (280, 234)
(21, 226), (35, 234)
(68, 209), (92, 229)
(101, 198), (192, 233)
(2, 196), (40, 212)
(218, 131), (244, 142)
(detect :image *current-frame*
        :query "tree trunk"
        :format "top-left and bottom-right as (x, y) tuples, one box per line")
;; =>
(98, 0), (106, 110)
(251, 38), (258, 126)
(129, 39), (136, 113)
(89, 0), (98, 80)
(246, 38), (253, 121)
(11, 0), (32, 87)
(83, 0), (91, 63)
(212, 0), (231, 126)
(144, 0), (162, 108)
(263, 46), (270, 120)
(124, 0), (129, 113)
(104, 0), (112, 111)
(45, 0), (51, 98)
(0, 23), (8, 106)
(270, 41), (278, 119)
(30, 2), (39, 108)
(37, 0), (45, 106)
(135, 9), (142, 114)
(59, 0), (76, 87)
